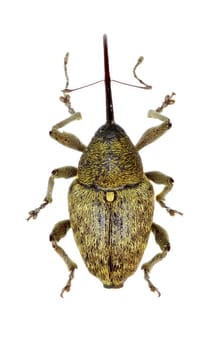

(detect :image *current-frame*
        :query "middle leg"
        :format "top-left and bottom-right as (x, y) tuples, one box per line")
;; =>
(146, 171), (182, 216)
(27, 166), (77, 220)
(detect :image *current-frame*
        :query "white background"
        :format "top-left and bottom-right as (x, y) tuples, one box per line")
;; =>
(1, 1), (214, 349)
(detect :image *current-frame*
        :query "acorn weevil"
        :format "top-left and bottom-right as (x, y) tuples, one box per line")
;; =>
(27, 34), (182, 297)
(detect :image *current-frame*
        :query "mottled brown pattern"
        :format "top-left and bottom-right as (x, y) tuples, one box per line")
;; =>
(69, 178), (154, 287)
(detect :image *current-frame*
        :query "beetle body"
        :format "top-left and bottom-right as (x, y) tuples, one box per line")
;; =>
(69, 123), (154, 287)
(28, 34), (181, 297)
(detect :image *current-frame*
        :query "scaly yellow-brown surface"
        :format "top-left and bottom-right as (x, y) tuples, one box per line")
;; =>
(68, 123), (154, 287)
(68, 178), (154, 287)
(78, 123), (144, 188)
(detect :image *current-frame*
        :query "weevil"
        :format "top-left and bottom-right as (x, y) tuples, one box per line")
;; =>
(27, 34), (182, 297)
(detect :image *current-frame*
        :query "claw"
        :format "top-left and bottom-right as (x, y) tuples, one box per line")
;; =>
(27, 200), (49, 221)
(148, 282), (161, 297)
(156, 92), (176, 113)
(143, 268), (161, 297)
(159, 200), (183, 216)
(60, 269), (75, 298)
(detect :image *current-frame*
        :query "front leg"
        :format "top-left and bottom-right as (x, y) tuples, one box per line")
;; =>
(49, 54), (86, 152)
(135, 93), (175, 151)
(50, 112), (87, 152)
(27, 166), (77, 220)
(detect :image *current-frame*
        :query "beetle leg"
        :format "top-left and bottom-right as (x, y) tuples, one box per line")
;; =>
(135, 93), (176, 151)
(135, 110), (171, 150)
(49, 219), (77, 297)
(27, 166), (77, 220)
(49, 113), (87, 152)
(50, 54), (86, 152)
(141, 223), (170, 297)
(146, 171), (182, 216)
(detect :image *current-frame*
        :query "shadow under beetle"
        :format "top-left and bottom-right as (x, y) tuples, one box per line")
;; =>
(28, 34), (182, 297)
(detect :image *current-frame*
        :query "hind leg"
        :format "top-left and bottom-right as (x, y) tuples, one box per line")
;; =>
(49, 219), (77, 297)
(141, 223), (170, 297)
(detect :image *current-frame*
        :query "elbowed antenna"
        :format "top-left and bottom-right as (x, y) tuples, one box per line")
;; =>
(103, 34), (114, 125)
